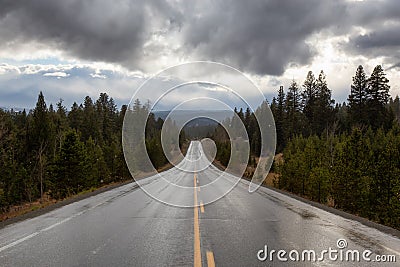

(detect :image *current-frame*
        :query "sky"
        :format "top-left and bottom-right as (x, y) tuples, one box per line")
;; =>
(0, 0), (399, 110)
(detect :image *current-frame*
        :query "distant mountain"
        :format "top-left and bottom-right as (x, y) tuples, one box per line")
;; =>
(0, 106), (27, 112)
(152, 110), (232, 127)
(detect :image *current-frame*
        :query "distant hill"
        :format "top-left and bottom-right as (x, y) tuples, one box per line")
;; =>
(0, 106), (27, 112)
(153, 110), (232, 127)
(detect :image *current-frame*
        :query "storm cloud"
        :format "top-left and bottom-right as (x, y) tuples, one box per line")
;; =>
(180, 0), (349, 75)
(346, 23), (400, 65)
(353, 27), (400, 49)
(341, 0), (400, 66)
(0, 0), (399, 76)
(0, 0), (179, 66)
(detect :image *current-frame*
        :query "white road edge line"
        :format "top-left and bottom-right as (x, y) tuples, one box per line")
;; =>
(0, 232), (39, 253)
(0, 202), (103, 253)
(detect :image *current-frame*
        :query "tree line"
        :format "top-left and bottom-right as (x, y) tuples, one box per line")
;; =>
(213, 64), (400, 230)
(0, 93), (168, 211)
(1, 64), (399, 230)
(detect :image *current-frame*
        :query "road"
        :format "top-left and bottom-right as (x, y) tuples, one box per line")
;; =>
(0, 141), (399, 266)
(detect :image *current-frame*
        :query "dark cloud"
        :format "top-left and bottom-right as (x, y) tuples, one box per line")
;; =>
(342, 0), (400, 64)
(346, 24), (400, 60)
(0, 0), (399, 76)
(346, 0), (400, 27)
(181, 0), (347, 75)
(353, 28), (400, 49)
(0, 0), (179, 67)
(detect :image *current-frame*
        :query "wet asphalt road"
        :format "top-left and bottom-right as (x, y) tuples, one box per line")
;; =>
(0, 141), (399, 266)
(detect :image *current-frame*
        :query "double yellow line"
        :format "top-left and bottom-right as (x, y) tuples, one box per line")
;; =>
(194, 172), (215, 267)
(194, 172), (202, 267)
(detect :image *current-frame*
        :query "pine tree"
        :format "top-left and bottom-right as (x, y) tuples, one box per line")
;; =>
(348, 65), (368, 125)
(333, 128), (370, 214)
(285, 80), (302, 137)
(237, 107), (244, 122)
(367, 65), (390, 129)
(31, 92), (52, 200)
(51, 130), (88, 198)
(275, 86), (286, 152)
(315, 70), (335, 134)
(68, 102), (83, 131)
(302, 71), (317, 134)
(244, 107), (251, 132)
(82, 96), (100, 142)
(389, 96), (400, 123)
(85, 137), (108, 187)
(244, 107), (258, 156)
(52, 99), (68, 157)
(368, 65), (390, 105)
(96, 93), (117, 143)
(32, 92), (50, 150)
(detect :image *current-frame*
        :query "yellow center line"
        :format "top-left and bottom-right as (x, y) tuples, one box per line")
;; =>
(206, 251), (215, 267)
(194, 172), (202, 267)
(200, 201), (204, 213)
